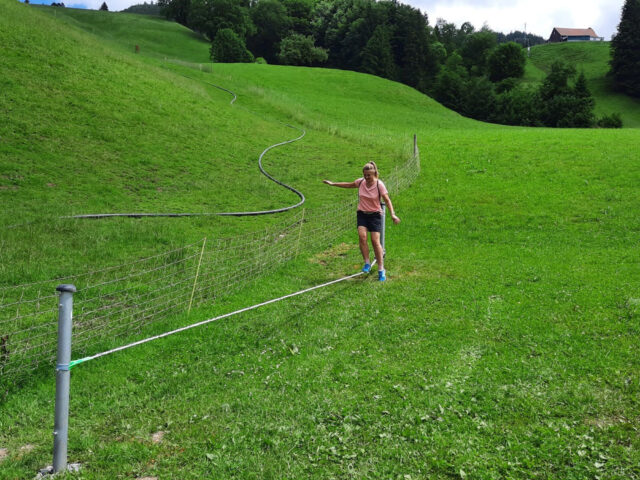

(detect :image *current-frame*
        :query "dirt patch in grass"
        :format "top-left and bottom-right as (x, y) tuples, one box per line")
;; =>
(309, 242), (356, 266)
(18, 444), (35, 458)
(584, 416), (628, 429)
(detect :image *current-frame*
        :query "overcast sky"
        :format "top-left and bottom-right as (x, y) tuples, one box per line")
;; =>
(410, 0), (624, 40)
(29, 0), (625, 40)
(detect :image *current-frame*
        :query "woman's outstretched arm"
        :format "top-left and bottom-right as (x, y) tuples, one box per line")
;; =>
(323, 180), (358, 188)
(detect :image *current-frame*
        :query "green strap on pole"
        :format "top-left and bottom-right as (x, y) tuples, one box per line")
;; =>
(69, 358), (90, 369)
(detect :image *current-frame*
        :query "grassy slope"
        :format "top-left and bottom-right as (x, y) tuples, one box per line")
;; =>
(1, 3), (640, 479)
(32, 5), (211, 62)
(524, 41), (640, 127)
(0, 2), (407, 282)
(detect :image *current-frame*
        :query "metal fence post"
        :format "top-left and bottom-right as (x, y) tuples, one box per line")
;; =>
(381, 203), (386, 257)
(53, 284), (76, 473)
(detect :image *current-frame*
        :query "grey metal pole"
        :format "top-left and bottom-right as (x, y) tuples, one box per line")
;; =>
(53, 284), (76, 473)
(381, 203), (386, 257)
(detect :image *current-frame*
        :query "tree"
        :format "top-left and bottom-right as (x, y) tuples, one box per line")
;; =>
(158, 0), (191, 26)
(488, 41), (525, 82)
(433, 52), (467, 111)
(459, 30), (497, 76)
(278, 33), (328, 65)
(319, 0), (388, 70)
(434, 19), (462, 54)
(188, 0), (254, 41)
(461, 76), (496, 121)
(248, 0), (291, 63)
(539, 60), (575, 100)
(282, 0), (313, 36)
(568, 71), (595, 127)
(538, 62), (596, 127)
(99, 1), (108, 10)
(211, 28), (254, 62)
(360, 25), (397, 80)
(610, 0), (640, 97)
(393, 5), (437, 92)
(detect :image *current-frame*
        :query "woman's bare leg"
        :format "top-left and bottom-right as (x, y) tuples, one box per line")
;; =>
(370, 232), (384, 271)
(358, 226), (370, 264)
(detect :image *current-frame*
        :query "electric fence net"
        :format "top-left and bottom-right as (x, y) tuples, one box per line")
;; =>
(0, 145), (419, 392)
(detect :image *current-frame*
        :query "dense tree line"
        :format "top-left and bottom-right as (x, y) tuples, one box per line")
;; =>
(122, 1), (162, 15)
(157, 0), (619, 128)
(495, 30), (545, 48)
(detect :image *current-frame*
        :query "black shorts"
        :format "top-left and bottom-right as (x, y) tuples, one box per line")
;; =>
(357, 210), (383, 233)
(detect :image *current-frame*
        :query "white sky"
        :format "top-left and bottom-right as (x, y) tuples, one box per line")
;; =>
(408, 0), (624, 40)
(72, 0), (624, 40)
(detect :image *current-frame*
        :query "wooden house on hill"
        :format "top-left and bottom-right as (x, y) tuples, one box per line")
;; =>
(549, 27), (603, 42)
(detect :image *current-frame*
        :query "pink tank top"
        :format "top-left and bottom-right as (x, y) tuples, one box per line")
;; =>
(356, 178), (388, 213)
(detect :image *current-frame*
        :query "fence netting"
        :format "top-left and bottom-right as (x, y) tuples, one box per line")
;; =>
(0, 144), (419, 392)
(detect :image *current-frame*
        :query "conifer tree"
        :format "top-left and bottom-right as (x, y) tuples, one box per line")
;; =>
(99, 1), (109, 10)
(610, 0), (640, 97)
(360, 25), (397, 80)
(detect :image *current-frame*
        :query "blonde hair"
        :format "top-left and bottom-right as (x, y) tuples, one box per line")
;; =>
(363, 161), (379, 179)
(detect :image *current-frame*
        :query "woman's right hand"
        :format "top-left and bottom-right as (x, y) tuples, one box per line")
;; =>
(323, 180), (333, 185)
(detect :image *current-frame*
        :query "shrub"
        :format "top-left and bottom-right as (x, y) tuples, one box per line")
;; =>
(597, 113), (623, 128)
(278, 33), (327, 66)
(210, 28), (254, 63)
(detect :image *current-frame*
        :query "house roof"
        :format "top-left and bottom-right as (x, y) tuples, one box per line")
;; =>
(554, 27), (599, 38)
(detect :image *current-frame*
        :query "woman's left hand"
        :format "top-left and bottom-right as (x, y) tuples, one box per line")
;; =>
(391, 214), (401, 224)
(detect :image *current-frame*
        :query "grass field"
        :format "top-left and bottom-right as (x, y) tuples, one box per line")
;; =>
(524, 41), (640, 128)
(1, 2), (639, 479)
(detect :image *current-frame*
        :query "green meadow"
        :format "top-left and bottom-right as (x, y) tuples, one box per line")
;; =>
(524, 41), (640, 127)
(1, 2), (639, 478)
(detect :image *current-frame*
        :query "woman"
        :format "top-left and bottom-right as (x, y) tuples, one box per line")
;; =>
(323, 161), (400, 281)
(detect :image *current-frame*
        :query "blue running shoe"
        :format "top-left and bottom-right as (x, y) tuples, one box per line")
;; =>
(362, 263), (371, 273)
(378, 270), (386, 282)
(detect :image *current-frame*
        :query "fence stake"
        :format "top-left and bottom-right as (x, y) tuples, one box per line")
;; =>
(295, 208), (306, 258)
(188, 238), (207, 314)
(53, 284), (76, 474)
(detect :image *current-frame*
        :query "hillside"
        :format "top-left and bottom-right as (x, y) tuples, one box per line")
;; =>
(33, 4), (211, 62)
(524, 41), (640, 127)
(1, 2), (639, 479)
(0, 2), (468, 282)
